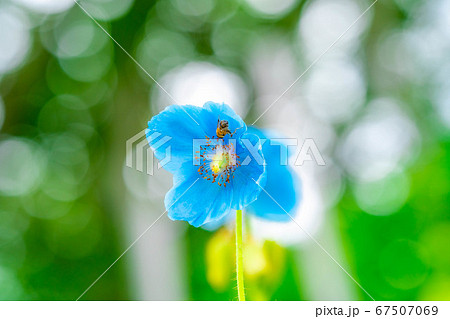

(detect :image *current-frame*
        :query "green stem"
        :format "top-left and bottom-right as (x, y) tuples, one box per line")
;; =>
(236, 209), (245, 301)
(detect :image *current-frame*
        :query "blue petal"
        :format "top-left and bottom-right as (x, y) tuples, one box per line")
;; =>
(201, 213), (232, 231)
(230, 132), (267, 209)
(146, 104), (208, 173)
(246, 127), (301, 222)
(165, 162), (233, 227)
(202, 101), (247, 139)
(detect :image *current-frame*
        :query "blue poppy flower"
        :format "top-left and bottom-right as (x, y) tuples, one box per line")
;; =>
(146, 101), (266, 227)
(246, 127), (301, 222)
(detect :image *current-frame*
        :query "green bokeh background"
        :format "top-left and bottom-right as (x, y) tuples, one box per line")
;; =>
(0, 0), (449, 300)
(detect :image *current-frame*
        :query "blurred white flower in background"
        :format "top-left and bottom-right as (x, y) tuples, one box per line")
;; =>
(12, 0), (74, 14)
(244, 0), (298, 18)
(298, 0), (372, 61)
(153, 62), (249, 118)
(0, 5), (31, 75)
(303, 59), (366, 124)
(0, 138), (45, 197)
(338, 98), (420, 183)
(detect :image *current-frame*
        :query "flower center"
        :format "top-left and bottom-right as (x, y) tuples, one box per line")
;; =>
(197, 137), (240, 187)
(210, 152), (230, 174)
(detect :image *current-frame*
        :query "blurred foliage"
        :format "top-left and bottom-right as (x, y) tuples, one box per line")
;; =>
(186, 227), (302, 301)
(0, 0), (449, 301)
(204, 228), (300, 300)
